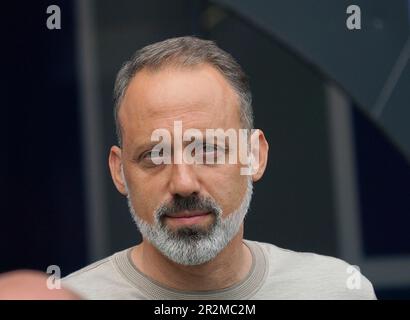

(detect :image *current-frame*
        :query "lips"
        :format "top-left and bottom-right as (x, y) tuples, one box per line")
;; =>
(164, 210), (212, 226)
(165, 210), (210, 219)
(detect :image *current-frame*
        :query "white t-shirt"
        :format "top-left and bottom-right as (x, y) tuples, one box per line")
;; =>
(62, 239), (377, 300)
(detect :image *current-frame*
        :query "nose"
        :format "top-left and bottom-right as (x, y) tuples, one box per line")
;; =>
(168, 163), (201, 198)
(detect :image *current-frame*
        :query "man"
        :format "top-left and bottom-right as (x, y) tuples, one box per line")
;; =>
(63, 36), (376, 299)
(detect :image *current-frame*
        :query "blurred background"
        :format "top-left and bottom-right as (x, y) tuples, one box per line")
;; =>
(2, 0), (409, 299)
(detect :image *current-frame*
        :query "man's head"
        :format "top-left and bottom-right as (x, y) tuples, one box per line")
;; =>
(113, 36), (254, 146)
(109, 36), (269, 266)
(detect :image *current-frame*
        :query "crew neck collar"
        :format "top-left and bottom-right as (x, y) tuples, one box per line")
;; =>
(113, 239), (268, 300)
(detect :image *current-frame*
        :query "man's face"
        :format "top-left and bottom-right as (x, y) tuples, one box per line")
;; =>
(120, 64), (248, 225)
(109, 63), (267, 265)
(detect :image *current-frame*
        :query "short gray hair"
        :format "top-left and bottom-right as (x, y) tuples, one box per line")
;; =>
(113, 36), (253, 146)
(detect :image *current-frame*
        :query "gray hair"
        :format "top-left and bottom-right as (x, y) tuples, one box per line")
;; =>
(126, 177), (253, 266)
(113, 36), (253, 146)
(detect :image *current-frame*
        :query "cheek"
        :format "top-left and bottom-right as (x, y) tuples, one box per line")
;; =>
(126, 175), (162, 223)
(201, 166), (248, 216)
(223, 180), (248, 216)
(128, 191), (153, 223)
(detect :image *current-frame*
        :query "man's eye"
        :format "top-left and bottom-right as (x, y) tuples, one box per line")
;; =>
(142, 151), (153, 159)
(202, 144), (218, 153)
(141, 149), (164, 164)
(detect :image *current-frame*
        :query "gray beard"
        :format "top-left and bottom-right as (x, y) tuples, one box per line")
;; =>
(127, 179), (253, 266)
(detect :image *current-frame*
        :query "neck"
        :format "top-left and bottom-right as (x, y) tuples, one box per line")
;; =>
(130, 225), (252, 291)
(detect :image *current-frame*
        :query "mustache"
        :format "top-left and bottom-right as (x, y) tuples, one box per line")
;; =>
(155, 194), (222, 219)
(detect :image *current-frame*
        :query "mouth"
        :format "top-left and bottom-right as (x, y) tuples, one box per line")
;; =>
(164, 210), (212, 226)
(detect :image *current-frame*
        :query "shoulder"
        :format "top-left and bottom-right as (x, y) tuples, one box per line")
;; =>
(62, 249), (134, 299)
(63, 256), (112, 283)
(248, 240), (377, 300)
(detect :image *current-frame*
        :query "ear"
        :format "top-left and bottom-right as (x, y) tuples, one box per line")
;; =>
(250, 129), (269, 182)
(108, 145), (128, 196)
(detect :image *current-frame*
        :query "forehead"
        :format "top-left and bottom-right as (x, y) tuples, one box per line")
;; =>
(118, 64), (242, 146)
